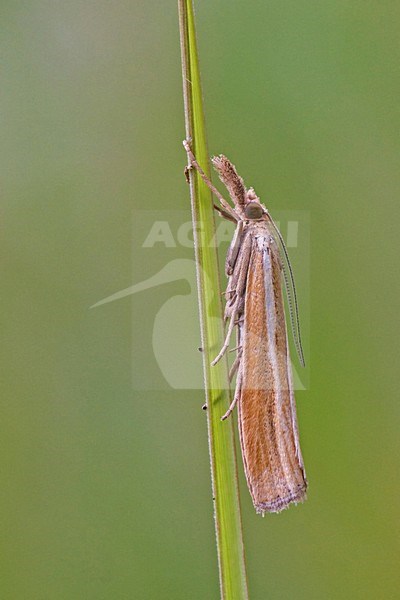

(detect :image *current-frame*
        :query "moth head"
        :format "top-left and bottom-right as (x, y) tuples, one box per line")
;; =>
(244, 188), (264, 220)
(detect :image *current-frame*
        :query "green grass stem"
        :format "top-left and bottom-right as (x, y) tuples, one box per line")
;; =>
(178, 2), (249, 599)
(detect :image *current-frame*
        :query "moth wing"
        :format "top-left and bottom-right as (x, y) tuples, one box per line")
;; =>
(238, 237), (307, 513)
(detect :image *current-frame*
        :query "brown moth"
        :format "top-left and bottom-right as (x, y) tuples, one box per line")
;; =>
(183, 140), (307, 514)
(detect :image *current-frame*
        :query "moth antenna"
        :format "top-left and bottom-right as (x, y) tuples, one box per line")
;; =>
(267, 215), (306, 367)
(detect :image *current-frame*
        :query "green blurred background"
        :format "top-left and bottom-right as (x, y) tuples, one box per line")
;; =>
(2, 1), (399, 598)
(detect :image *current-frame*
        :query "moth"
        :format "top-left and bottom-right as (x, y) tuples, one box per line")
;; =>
(183, 140), (307, 514)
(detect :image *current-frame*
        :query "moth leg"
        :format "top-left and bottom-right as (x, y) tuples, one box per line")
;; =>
(183, 140), (238, 222)
(227, 234), (252, 307)
(229, 344), (241, 353)
(221, 366), (242, 421)
(223, 235), (252, 320)
(225, 220), (244, 275)
(214, 204), (237, 223)
(229, 350), (242, 382)
(213, 226), (252, 365)
(211, 309), (238, 366)
(223, 270), (238, 304)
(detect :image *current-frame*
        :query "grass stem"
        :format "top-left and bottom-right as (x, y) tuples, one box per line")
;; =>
(178, 2), (249, 598)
